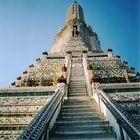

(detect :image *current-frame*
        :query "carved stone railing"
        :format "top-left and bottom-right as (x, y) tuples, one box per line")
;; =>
(92, 83), (140, 140)
(65, 54), (72, 99)
(65, 53), (72, 87)
(100, 82), (140, 90)
(0, 86), (55, 93)
(17, 83), (66, 140)
(87, 52), (108, 57)
(88, 56), (118, 61)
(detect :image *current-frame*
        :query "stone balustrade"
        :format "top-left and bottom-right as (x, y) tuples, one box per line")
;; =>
(100, 82), (140, 89)
(0, 116), (32, 124)
(0, 86), (55, 93)
(108, 92), (140, 102)
(0, 96), (51, 105)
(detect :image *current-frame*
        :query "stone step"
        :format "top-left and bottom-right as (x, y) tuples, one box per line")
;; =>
(69, 84), (86, 86)
(71, 75), (84, 76)
(70, 78), (84, 80)
(69, 93), (87, 97)
(70, 83), (85, 85)
(69, 93), (87, 96)
(69, 86), (85, 88)
(61, 106), (97, 111)
(61, 111), (101, 116)
(71, 72), (84, 74)
(50, 133), (116, 140)
(61, 105), (96, 110)
(70, 82), (85, 84)
(69, 87), (86, 92)
(69, 89), (86, 92)
(71, 73), (84, 75)
(64, 99), (93, 104)
(71, 71), (83, 73)
(62, 105), (96, 109)
(69, 90), (87, 93)
(64, 101), (93, 106)
(55, 120), (110, 126)
(64, 96), (91, 100)
(54, 130), (114, 136)
(71, 70), (83, 72)
(69, 93), (87, 95)
(70, 86), (85, 88)
(71, 68), (83, 69)
(61, 113), (103, 118)
(70, 80), (85, 82)
(71, 72), (83, 74)
(61, 108), (98, 113)
(69, 87), (86, 89)
(70, 79), (85, 81)
(69, 88), (86, 91)
(54, 125), (112, 132)
(59, 116), (103, 121)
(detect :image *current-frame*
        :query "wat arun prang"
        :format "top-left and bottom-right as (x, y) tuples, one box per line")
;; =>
(0, 1), (140, 140)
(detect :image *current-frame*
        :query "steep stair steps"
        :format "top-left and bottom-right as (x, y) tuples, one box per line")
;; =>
(49, 60), (116, 140)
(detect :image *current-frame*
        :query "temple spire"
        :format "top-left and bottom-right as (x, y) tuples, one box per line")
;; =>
(51, 1), (101, 54)
(66, 1), (85, 22)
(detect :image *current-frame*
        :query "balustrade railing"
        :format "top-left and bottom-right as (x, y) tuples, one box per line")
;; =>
(100, 82), (140, 89)
(17, 83), (66, 140)
(65, 54), (72, 87)
(0, 86), (55, 93)
(65, 54), (72, 99)
(92, 83), (140, 140)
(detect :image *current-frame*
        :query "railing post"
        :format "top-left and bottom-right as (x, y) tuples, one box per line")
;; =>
(65, 53), (71, 100)
(92, 83), (102, 113)
(97, 93), (101, 113)
(41, 126), (49, 140)
(46, 127), (50, 140)
(117, 121), (125, 140)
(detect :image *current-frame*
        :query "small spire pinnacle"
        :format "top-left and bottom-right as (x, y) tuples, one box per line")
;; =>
(74, 1), (77, 4)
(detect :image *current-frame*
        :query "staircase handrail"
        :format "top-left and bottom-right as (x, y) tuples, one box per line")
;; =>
(65, 54), (72, 99)
(93, 83), (140, 140)
(66, 54), (72, 86)
(17, 83), (66, 140)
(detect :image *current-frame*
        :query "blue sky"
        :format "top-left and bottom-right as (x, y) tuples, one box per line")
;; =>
(0, 0), (139, 87)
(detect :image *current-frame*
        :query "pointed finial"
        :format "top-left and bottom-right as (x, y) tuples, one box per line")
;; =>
(74, 1), (77, 3)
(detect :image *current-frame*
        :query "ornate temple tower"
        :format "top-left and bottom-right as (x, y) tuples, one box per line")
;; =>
(0, 1), (140, 140)
(51, 1), (101, 55)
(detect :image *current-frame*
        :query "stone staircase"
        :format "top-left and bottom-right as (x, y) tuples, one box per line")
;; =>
(50, 60), (116, 140)
(65, 37), (87, 57)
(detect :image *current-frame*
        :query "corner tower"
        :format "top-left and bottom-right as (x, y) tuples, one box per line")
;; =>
(51, 1), (101, 55)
